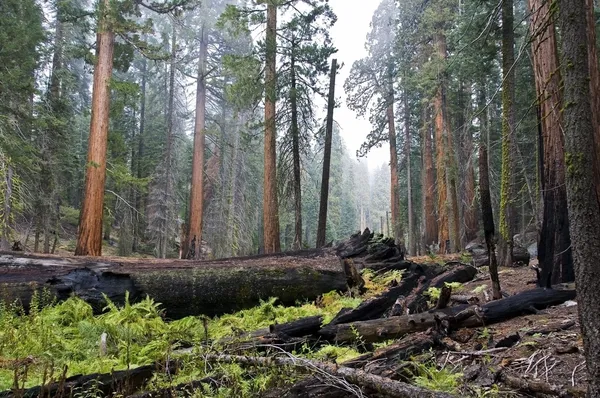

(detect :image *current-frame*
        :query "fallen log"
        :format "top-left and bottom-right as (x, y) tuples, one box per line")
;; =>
(270, 316), (324, 337)
(328, 271), (424, 325)
(321, 287), (576, 344)
(0, 361), (176, 398)
(0, 249), (361, 319)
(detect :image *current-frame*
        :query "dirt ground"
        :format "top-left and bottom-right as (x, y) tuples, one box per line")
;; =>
(411, 257), (586, 397)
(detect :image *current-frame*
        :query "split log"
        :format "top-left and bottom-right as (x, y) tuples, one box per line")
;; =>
(201, 354), (455, 398)
(0, 249), (361, 319)
(321, 287), (576, 344)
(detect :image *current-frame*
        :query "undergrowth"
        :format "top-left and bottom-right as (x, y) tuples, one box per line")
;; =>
(0, 269), (411, 395)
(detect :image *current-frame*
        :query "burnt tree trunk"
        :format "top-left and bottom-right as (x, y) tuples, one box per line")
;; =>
(529, 0), (573, 284)
(0, 249), (360, 319)
(316, 59), (337, 248)
(479, 145), (501, 299)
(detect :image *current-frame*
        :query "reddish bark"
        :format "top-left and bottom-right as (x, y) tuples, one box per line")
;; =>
(75, 0), (114, 256)
(184, 27), (208, 259)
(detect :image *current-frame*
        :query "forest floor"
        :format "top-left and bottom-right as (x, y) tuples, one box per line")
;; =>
(0, 245), (587, 397)
(409, 257), (586, 397)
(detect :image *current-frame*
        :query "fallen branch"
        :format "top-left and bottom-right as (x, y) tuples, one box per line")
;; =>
(498, 371), (586, 397)
(201, 353), (455, 398)
(126, 374), (223, 398)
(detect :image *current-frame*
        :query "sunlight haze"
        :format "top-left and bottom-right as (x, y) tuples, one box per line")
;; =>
(328, 0), (390, 170)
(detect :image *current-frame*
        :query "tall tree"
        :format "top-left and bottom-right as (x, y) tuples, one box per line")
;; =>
(75, 0), (115, 256)
(528, 0), (573, 284)
(557, 0), (600, 391)
(421, 105), (438, 251)
(263, 1), (280, 254)
(183, 25), (208, 259)
(498, 0), (518, 266)
(345, 0), (403, 246)
(316, 58), (337, 248)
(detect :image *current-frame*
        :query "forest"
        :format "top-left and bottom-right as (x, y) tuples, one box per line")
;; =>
(1, 0), (600, 396)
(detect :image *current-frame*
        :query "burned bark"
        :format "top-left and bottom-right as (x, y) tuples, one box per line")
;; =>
(0, 249), (360, 319)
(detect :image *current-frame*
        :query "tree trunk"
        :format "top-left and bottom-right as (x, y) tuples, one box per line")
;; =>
(460, 85), (478, 245)
(263, 2), (280, 254)
(135, 57), (147, 252)
(404, 90), (414, 256)
(388, 95), (403, 250)
(316, 59), (338, 248)
(499, 0), (518, 267)
(0, 249), (360, 319)
(557, 0), (600, 392)
(528, 0), (573, 284)
(421, 106), (437, 251)
(0, 165), (13, 251)
(75, 0), (115, 256)
(157, 22), (178, 260)
(584, 0), (600, 203)
(290, 48), (302, 250)
(434, 33), (451, 254)
(184, 26), (207, 260)
(479, 144), (501, 299)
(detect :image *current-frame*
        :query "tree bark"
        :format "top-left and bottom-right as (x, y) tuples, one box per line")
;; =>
(422, 106), (437, 251)
(499, 0), (518, 267)
(183, 26), (207, 260)
(135, 57), (147, 252)
(290, 48), (302, 250)
(75, 0), (115, 256)
(584, 0), (600, 203)
(528, 0), (573, 284)
(557, 0), (600, 392)
(0, 249), (360, 319)
(433, 33), (455, 254)
(479, 144), (501, 299)
(388, 84), (403, 249)
(404, 91), (414, 255)
(263, 2), (281, 254)
(316, 59), (337, 248)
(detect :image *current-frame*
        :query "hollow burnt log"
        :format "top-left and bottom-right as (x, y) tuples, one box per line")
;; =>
(0, 249), (360, 319)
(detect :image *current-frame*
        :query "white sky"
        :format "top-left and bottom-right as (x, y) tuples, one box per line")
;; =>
(328, 0), (390, 170)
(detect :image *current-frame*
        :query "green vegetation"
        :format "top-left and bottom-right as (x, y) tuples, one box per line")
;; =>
(412, 361), (463, 393)
(0, 288), (366, 392)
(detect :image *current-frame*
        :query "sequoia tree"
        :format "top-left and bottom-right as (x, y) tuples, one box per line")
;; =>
(557, 0), (600, 391)
(75, 0), (115, 256)
(528, 0), (573, 284)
